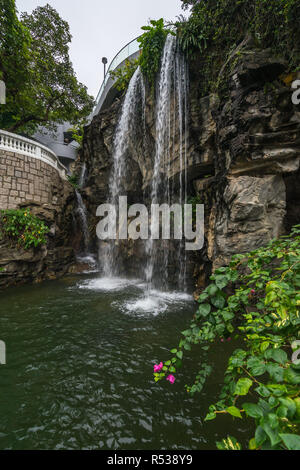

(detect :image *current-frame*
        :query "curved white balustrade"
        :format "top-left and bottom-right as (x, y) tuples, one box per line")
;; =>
(92, 36), (141, 117)
(0, 129), (68, 180)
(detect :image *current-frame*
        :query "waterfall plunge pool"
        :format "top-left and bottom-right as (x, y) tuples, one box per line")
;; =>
(0, 274), (251, 450)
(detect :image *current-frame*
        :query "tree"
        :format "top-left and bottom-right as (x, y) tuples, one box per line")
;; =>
(0, 0), (32, 129)
(180, 0), (201, 10)
(0, 2), (94, 134)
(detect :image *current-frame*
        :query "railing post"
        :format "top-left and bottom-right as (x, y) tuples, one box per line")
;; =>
(36, 145), (41, 159)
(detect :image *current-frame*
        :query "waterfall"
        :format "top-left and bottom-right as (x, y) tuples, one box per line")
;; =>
(99, 36), (189, 291)
(145, 34), (176, 290)
(176, 47), (189, 291)
(101, 66), (144, 277)
(145, 35), (189, 291)
(75, 190), (90, 253)
(79, 163), (87, 188)
(75, 168), (97, 269)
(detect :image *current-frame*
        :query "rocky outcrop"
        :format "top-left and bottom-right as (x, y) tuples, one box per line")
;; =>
(78, 43), (300, 291)
(199, 48), (300, 273)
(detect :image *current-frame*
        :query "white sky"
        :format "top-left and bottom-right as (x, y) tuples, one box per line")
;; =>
(16, 0), (185, 98)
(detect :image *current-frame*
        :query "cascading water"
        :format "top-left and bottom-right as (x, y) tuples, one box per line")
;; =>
(145, 35), (189, 292)
(88, 36), (191, 314)
(175, 47), (189, 291)
(75, 164), (97, 268)
(99, 35), (189, 300)
(79, 163), (87, 188)
(101, 66), (144, 277)
(75, 190), (90, 253)
(145, 34), (176, 291)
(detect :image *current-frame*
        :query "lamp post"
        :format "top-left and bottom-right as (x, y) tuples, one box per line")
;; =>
(0, 80), (6, 105)
(102, 57), (108, 81)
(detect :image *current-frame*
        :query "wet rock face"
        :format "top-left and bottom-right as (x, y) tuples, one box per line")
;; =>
(203, 47), (300, 272)
(80, 45), (300, 287)
(212, 175), (286, 267)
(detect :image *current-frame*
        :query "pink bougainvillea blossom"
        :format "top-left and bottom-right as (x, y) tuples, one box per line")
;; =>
(154, 362), (163, 373)
(166, 374), (176, 384)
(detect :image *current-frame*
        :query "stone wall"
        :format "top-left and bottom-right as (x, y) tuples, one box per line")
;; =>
(0, 150), (63, 210)
(0, 148), (78, 289)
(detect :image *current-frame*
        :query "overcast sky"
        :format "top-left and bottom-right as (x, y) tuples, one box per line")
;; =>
(16, 0), (185, 98)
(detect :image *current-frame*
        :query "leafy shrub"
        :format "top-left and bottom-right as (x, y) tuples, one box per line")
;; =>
(110, 58), (140, 92)
(138, 18), (175, 86)
(0, 209), (49, 249)
(155, 225), (300, 450)
(67, 174), (79, 189)
(176, 0), (300, 96)
(69, 125), (84, 147)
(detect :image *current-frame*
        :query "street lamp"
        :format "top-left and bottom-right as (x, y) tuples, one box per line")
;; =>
(102, 57), (108, 80)
(0, 80), (6, 105)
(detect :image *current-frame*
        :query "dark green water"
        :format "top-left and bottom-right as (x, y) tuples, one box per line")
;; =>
(0, 274), (250, 450)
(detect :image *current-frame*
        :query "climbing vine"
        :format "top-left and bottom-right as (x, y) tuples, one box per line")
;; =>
(110, 58), (139, 92)
(154, 225), (300, 450)
(137, 18), (175, 86)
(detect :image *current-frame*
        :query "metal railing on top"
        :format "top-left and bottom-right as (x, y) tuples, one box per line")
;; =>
(94, 36), (141, 113)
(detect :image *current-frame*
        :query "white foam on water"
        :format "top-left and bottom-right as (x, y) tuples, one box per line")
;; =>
(78, 277), (139, 292)
(149, 289), (193, 302)
(121, 296), (168, 316)
(120, 288), (193, 316)
(77, 277), (194, 315)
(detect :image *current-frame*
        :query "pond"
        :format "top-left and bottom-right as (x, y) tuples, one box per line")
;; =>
(0, 274), (250, 450)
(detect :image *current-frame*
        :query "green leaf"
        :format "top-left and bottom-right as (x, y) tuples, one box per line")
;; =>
(247, 357), (267, 376)
(255, 426), (267, 446)
(226, 406), (242, 419)
(198, 303), (211, 316)
(261, 421), (281, 447)
(249, 438), (257, 450)
(280, 434), (300, 450)
(284, 367), (300, 385)
(204, 412), (216, 421)
(176, 351), (183, 360)
(211, 294), (226, 309)
(278, 398), (296, 419)
(242, 403), (264, 419)
(264, 348), (288, 364)
(207, 284), (218, 296)
(215, 275), (229, 290)
(198, 293), (209, 303)
(266, 363), (284, 382)
(234, 378), (253, 396)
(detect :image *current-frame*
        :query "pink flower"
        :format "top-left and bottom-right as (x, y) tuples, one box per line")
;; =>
(251, 289), (256, 295)
(220, 338), (224, 342)
(227, 337), (232, 342)
(154, 362), (163, 373)
(166, 374), (176, 385)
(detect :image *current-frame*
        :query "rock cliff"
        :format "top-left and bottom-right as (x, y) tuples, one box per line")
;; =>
(77, 43), (300, 292)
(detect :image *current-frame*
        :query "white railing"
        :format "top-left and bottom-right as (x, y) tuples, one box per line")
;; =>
(92, 36), (141, 117)
(0, 129), (68, 180)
